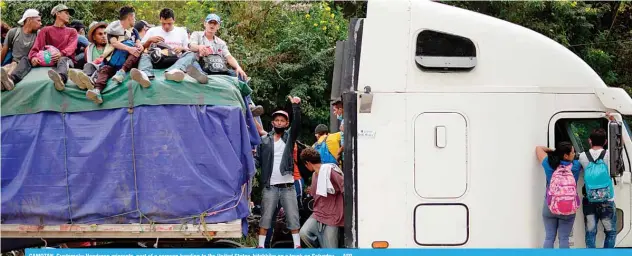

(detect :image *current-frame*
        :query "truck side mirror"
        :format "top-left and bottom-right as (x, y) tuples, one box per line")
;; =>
(609, 120), (625, 178)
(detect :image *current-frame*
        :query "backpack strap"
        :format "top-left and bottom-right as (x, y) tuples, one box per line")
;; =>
(586, 151), (596, 163)
(7, 27), (20, 49)
(586, 150), (607, 163)
(597, 149), (607, 161)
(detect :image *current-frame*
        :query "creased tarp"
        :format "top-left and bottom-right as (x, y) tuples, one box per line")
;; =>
(0, 68), (252, 117)
(1, 105), (255, 228)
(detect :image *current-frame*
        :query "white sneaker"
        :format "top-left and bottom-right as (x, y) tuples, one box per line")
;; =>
(130, 68), (151, 88)
(48, 70), (65, 91)
(165, 69), (185, 82)
(86, 88), (103, 104)
(68, 69), (85, 89)
(112, 70), (126, 83)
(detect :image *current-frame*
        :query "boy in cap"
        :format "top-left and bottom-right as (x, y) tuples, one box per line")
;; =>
(133, 20), (153, 40)
(25, 4), (78, 91)
(70, 6), (143, 104)
(1, 9), (42, 90)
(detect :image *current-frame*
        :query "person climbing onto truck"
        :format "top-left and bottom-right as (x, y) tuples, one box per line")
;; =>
(129, 8), (193, 87)
(69, 6), (143, 104)
(312, 124), (341, 164)
(67, 21), (107, 91)
(26, 4), (78, 91)
(0, 9), (41, 91)
(536, 142), (581, 248)
(299, 147), (344, 248)
(254, 95), (302, 249)
(579, 122), (617, 248)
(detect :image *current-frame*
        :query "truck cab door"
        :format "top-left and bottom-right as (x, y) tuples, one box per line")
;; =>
(549, 112), (632, 248)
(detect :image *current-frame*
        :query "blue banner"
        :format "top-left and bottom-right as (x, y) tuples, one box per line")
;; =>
(24, 248), (632, 256)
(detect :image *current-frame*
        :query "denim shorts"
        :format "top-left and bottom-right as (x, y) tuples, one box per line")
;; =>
(259, 184), (300, 230)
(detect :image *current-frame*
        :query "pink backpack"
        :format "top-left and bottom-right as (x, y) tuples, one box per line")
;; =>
(35, 45), (60, 67)
(546, 164), (580, 215)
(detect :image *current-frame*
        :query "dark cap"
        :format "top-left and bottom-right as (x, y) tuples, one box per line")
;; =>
(68, 20), (85, 31)
(134, 20), (153, 32)
(314, 124), (329, 134)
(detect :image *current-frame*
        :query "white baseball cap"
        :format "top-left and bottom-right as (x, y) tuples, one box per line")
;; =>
(18, 9), (40, 25)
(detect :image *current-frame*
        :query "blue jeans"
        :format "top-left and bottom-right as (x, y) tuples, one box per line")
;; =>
(542, 202), (576, 248)
(259, 184), (300, 230)
(299, 215), (339, 248)
(138, 52), (197, 77)
(583, 198), (617, 248)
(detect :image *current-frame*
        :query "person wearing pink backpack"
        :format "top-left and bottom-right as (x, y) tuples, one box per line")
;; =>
(536, 142), (581, 248)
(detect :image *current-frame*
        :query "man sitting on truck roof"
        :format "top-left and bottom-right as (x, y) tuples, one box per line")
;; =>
(0, 9), (41, 91)
(254, 96), (303, 249)
(185, 13), (248, 83)
(578, 120), (617, 248)
(27, 4), (78, 91)
(129, 8), (197, 87)
(67, 21), (107, 92)
(299, 147), (344, 248)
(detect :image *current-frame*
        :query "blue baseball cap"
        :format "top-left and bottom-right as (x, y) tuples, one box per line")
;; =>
(205, 13), (221, 24)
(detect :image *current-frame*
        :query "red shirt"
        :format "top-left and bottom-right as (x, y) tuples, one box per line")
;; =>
(28, 26), (78, 62)
(309, 167), (344, 227)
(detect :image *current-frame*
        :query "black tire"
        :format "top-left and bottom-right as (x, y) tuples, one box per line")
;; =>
(207, 240), (245, 248)
(270, 240), (294, 248)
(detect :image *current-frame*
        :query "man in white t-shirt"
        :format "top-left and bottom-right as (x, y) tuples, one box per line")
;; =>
(129, 8), (198, 87)
(254, 96), (303, 248)
(578, 122), (617, 248)
(185, 13), (248, 84)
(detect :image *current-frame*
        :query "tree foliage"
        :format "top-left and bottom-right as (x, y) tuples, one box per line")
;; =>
(449, 1), (632, 92)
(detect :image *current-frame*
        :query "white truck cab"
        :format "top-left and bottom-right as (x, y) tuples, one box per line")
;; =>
(338, 0), (632, 248)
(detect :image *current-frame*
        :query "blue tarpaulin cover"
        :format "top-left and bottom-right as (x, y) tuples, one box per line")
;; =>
(1, 105), (257, 231)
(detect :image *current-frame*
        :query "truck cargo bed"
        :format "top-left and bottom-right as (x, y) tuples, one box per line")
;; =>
(1, 68), (259, 239)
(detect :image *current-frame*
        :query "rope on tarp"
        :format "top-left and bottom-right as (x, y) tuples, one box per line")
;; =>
(62, 112), (73, 224)
(127, 80), (143, 225)
(51, 84), (252, 234)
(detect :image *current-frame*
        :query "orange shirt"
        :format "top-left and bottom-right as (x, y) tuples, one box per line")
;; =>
(293, 143), (301, 180)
